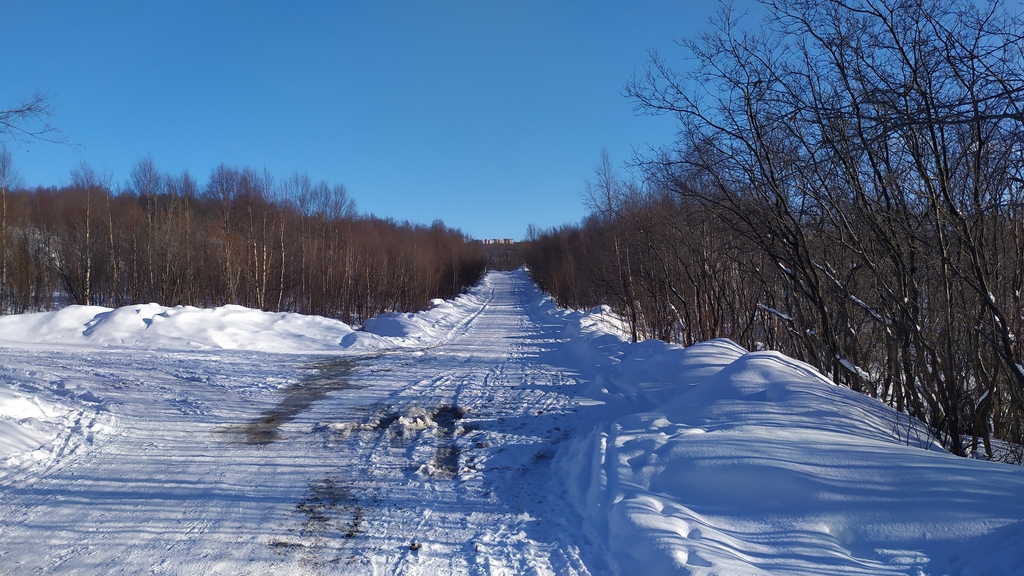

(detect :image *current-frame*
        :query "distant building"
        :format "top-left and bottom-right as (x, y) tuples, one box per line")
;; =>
(477, 238), (522, 270)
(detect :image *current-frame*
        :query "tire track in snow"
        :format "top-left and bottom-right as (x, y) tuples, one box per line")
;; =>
(276, 272), (595, 573)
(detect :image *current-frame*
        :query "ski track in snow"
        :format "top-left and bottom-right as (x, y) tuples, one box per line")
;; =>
(2, 270), (1024, 575)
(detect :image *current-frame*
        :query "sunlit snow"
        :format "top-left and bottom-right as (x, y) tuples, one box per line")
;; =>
(0, 270), (1022, 574)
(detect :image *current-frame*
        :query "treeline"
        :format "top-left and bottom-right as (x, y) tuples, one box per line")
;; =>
(0, 156), (486, 322)
(525, 0), (1024, 461)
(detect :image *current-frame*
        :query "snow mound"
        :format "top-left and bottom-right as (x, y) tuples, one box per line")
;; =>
(0, 296), (466, 354)
(517, 275), (1024, 575)
(0, 388), (61, 459)
(359, 278), (496, 345)
(0, 387), (88, 478)
(0, 273), (499, 354)
(0, 304), (361, 353)
(361, 312), (436, 340)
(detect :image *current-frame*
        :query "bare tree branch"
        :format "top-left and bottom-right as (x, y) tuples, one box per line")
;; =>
(0, 91), (65, 144)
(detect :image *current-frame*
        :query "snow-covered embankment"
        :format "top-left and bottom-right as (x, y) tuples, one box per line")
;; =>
(530, 288), (1024, 575)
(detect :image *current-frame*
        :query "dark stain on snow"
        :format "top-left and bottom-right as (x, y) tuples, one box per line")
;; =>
(432, 445), (460, 479)
(430, 405), (468, 479)
(297, 476), (364, 539)
(219, 357), (363, 444)
(271, 476), (369, 566)
(432, 405), (468, 433)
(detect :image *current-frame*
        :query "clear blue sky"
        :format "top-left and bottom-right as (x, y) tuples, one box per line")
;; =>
(1, 1), (734, 240)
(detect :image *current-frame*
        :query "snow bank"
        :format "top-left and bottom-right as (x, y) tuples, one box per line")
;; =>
(0, 304), (360, 353)
(520, 275), (1024, 575)
(359, 280), (496, 345)
(0, 276), (496, 354)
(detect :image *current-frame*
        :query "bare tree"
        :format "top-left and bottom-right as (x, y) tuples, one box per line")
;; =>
(617, 0), (1024, 456)
(0, 144), (14, 311)
(584, 150), (641, 341)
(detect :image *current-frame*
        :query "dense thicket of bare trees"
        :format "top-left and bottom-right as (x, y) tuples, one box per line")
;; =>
(525, 0), (1024, 460)
(0, 159), (486, 323)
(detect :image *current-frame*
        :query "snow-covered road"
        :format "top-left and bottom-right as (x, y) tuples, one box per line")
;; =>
(2, 270), (1024, 575)
(0, 271), (608, 574)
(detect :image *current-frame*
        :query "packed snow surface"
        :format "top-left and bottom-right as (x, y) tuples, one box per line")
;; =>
(0, 270), (1022, 574)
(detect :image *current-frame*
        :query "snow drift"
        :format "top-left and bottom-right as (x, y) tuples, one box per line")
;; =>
(530, 285), (1024, 575)
(0, 303), (362, 353)
(0, 282), (490, 354)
